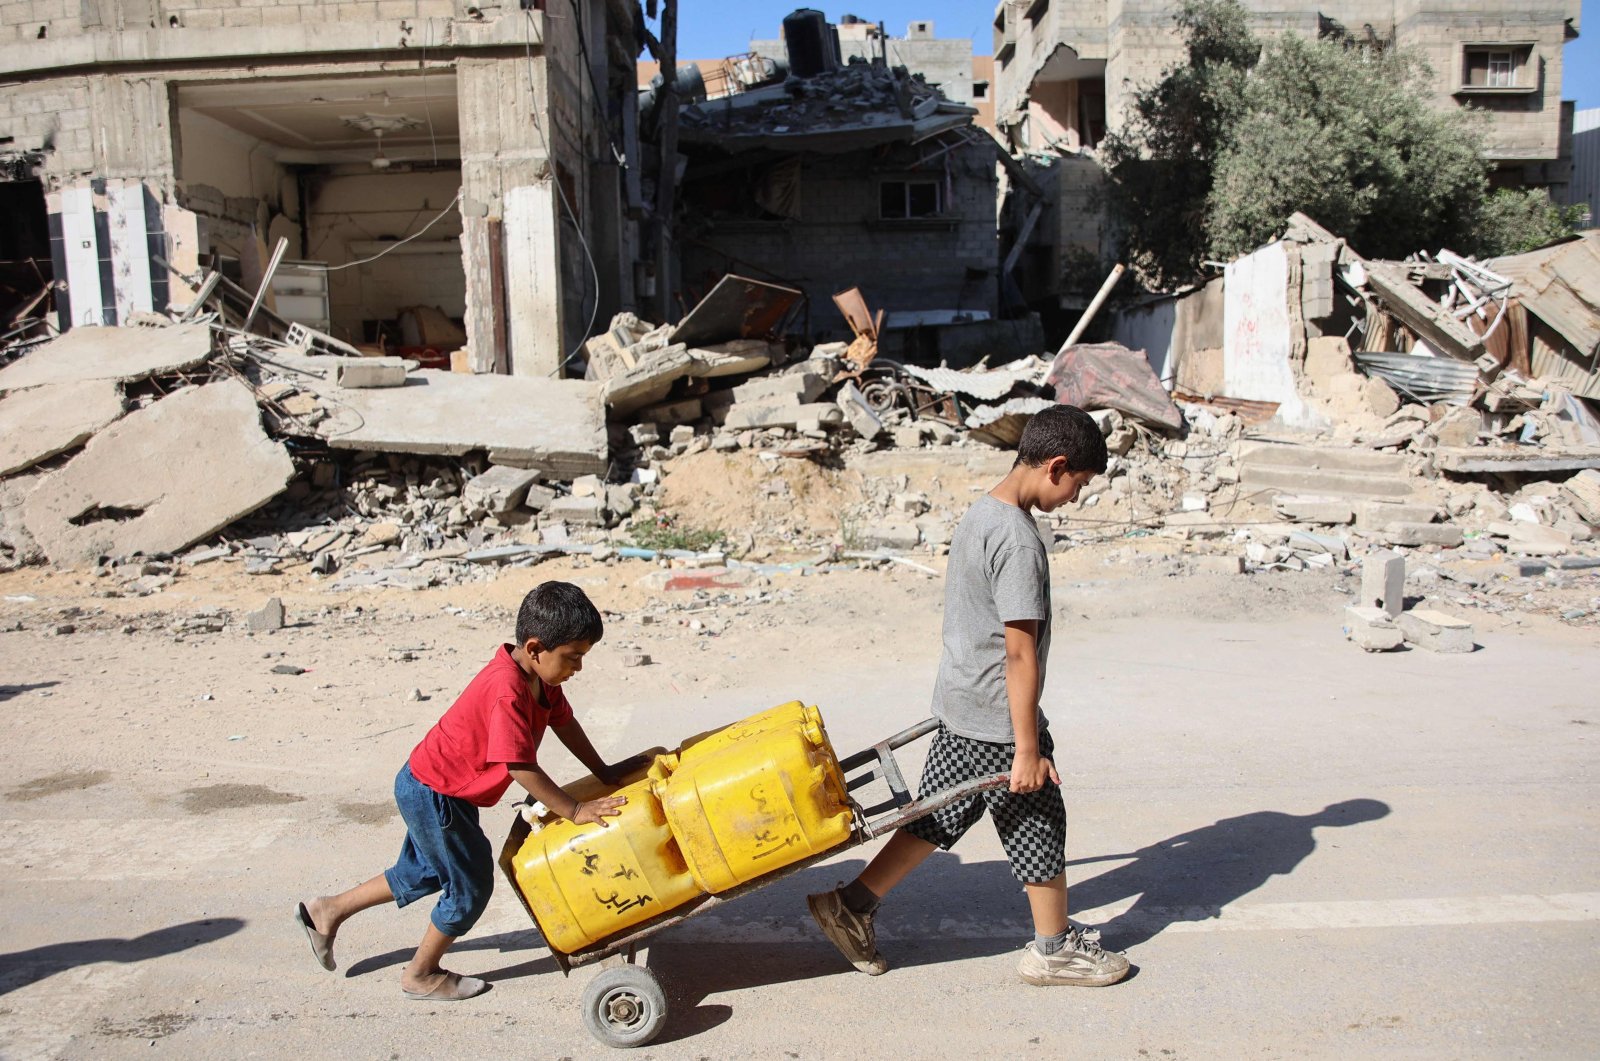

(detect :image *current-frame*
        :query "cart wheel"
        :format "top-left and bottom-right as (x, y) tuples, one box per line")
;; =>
(581, 965), (667, 1048)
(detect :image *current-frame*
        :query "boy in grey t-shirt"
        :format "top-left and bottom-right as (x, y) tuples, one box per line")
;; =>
(808, 404), (1129, 987)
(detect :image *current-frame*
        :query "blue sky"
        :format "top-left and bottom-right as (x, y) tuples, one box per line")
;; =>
(673, 0), (1600, 109)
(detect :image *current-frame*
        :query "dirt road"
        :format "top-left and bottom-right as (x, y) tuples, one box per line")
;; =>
(2, 553), (1597, 1058)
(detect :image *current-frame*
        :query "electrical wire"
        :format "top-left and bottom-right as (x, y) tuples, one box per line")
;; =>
(303, 191), (463, 271)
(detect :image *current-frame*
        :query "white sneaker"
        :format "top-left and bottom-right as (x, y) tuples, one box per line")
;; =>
(1017, 928), (1130, 987)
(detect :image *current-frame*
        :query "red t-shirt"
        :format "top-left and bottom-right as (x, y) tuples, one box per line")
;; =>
(407, 644), (573, 807)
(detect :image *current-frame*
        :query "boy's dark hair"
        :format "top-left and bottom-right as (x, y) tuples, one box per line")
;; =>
(1014, 404), (1108, 473)
(516, 581), (604, 648)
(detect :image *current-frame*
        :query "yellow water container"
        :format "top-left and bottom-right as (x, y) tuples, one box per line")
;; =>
(509, 761), (701, 954)
(677, 700), (815, 764)
(656, 705), (854, 893)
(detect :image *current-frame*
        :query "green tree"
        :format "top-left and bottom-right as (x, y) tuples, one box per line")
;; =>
(1471, 189), (1587, 256)
(1104, 0), (1576, 286)
(1207, 34), (1486, 262)
(1100, 0), (1257, 288)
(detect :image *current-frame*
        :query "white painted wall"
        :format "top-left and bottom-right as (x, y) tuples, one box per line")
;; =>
(1222, 241), (1319, 429)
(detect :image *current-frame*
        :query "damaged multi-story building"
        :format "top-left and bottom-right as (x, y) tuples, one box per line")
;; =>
(991, 0), (1581, 314)
(638, 9), (1039, 364)
(0, 0), (649, 377)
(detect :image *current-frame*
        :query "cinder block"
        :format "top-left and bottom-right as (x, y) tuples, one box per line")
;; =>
(1396, 609), (1474, 654)
(1382, 523), (1463, 548)
(861, 522), (920, 550)
(1359, 548), (1406, 618)
(1344, 605), (1403, 652)
(337, 357), (407, 389)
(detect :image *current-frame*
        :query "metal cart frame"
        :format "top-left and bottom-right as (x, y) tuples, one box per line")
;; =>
(497, 717), (1010, 1048)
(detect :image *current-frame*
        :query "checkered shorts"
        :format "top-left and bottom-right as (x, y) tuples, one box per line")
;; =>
(902, 724), (1067, 884)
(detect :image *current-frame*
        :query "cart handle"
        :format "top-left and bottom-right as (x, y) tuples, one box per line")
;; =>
(838, 718), (1010, 839)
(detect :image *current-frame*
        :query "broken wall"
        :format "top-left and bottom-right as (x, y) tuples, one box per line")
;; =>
(682, 142), (1000, 335)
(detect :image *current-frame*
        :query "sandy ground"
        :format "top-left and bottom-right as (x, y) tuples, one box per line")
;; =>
(1, 541), (1598, 1058)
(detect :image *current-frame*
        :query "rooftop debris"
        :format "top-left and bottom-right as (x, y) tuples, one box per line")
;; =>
(675, 59), (977, 154)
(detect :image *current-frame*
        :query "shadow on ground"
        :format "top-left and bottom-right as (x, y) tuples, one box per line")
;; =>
(0, 918), (246, 996)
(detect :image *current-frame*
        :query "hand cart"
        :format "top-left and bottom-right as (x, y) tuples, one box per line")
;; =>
(498, 717), (1010, 1048)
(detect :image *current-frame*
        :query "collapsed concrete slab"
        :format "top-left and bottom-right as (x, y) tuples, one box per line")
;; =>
(0, 379), (126, 476)
(22, 380), (294, 567)
(0, 324), (213, 393)
(299, 366), (608, 479)
(1238, 442), (1415, 500)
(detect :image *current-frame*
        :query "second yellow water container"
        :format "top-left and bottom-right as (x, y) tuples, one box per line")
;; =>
(656, 703), (854, 893)
(508, 761), (701, 954)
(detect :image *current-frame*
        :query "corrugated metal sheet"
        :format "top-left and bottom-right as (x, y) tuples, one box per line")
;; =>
(899, 361), (1041, 401)
(1490, 233), (1600, 399)
(1352, 351), (1479, 405)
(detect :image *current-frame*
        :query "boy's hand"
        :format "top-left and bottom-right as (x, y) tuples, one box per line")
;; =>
(596, 754), (652, 787)
(572, 795), (627, 827)
(1009, 751), (1060, 794)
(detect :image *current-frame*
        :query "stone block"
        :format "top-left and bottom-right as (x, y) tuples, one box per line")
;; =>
(1430, 407), (1481, 448)
(1274, 496), (1354, 524)
(893, 425), (925, 449)
(337, 357), (407, 388)
(1382, 523), (1463, 548)
(1396, 609), (1474, 654)
(1344, 605), (1404, 652)
(463, 464), (540, 515)
(861, 522), (920, 550)
(637, 397), (703, 427)
(1364, 376), (1400, 418)
(732, 370), (827, 405)
(724, 402), (843, 431)
(1505, 522), (1572, 556)
(836, 381), (884, 440)
(547, 495), (605, 526)
(246, 597), (285, 634)
(1356, 500), (1443, 531)
(1561, 468), (1600, 523)
(522, 483), (557, 511)
(1359, 549), (1406, 617)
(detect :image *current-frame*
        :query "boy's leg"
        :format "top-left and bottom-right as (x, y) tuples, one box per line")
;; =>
(809, 727), (984, 975)
(991, 731), (1128, 987)
(1023, 874), (1067, 938)
(299, 874), (394, 970)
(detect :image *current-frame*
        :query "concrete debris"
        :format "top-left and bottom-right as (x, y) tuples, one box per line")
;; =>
(337, 357), (409, 389)
(1344, 605), (1405, 652)
(463, 465), (543, 517)
(1360, 550), (1406, 618)
(0, 324), (213, 393)
(0, 379), (126, 477)
(246, 597), (286, 634)
(1396, 609), (1475, 654)
(21, 380), (295, 568)
(281, 360), (608, 480)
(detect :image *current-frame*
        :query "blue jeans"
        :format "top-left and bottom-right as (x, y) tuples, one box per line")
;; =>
(383, 763), (494, 937)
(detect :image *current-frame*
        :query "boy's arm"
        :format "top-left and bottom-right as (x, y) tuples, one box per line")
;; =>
(551, 718), (651, 786)
(1004, 619), (1060, 794)
(506, 762), (625, 827)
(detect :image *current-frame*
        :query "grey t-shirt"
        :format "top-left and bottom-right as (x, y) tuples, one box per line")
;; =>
(931, 494), (1052, 743)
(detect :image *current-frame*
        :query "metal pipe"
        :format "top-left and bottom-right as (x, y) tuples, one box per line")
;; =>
(1058, 262), (1126, 354)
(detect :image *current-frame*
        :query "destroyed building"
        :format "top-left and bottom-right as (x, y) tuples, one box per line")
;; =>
(0, 1), (647, 377)
(652, 10), (1013, 362)
(989, 0), (1580, 320)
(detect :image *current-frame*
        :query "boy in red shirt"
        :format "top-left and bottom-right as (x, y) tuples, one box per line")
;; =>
(295, 581), (646, 1001)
